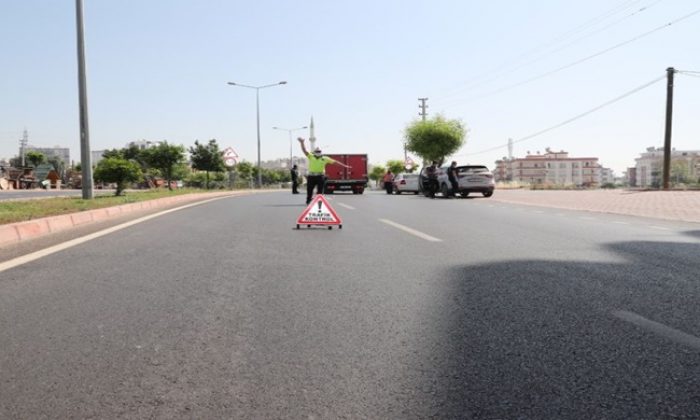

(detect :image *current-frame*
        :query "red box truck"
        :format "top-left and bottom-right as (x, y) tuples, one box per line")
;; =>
(323, 154), (368, 194)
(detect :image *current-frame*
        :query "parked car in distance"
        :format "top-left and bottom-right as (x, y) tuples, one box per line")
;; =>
(438, 165), (495, 197)
(392, 173), (420, 194)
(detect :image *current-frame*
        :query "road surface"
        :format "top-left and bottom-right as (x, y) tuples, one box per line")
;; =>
(1, 191), (699, 419)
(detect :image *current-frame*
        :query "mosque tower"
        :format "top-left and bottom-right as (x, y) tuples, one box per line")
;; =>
(309, 116), (317, 150)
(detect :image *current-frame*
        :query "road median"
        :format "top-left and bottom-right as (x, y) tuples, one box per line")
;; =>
(0, 191), (253, 247)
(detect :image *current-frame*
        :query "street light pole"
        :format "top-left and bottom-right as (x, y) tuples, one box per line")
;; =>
(227, 81), (286, 188)
(273, 126), (307, 166)
(75, 0), (93, 199)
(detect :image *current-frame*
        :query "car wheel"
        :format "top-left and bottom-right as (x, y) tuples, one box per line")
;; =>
(461, 192), (469, 198)
(414, 191), (419, 195)
(482, 191), (493, 197)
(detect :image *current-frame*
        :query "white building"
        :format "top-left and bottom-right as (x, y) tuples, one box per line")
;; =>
(635, 147), (700, 187)
(495, 148), (602, 187)
(25, 145), (70, 166)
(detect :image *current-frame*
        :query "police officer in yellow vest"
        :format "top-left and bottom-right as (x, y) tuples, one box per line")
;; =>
(298, 137), (351, 205)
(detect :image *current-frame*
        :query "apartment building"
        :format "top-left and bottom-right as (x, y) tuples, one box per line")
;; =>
(24, 145), (70, 166)
(634, 146), (700, 187)
(495, 149), (602, 187)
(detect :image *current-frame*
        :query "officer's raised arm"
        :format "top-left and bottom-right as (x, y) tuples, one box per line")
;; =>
(298, 137), (309, 156)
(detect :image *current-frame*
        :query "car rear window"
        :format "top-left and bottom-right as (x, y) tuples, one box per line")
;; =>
(458, 166), (490, 174)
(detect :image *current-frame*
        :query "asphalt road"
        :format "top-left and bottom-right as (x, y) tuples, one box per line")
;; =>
(1, 191), (699, 419)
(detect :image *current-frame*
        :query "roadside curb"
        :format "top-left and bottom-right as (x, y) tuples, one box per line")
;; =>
(0, 191), (250, 247)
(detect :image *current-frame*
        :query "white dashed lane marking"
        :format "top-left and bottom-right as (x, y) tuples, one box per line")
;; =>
(613, 310), (700, 352)
(378, 219), (442, 242)
(337, 203), (355, 210)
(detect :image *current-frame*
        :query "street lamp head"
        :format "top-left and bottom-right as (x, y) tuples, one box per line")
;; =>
(227, 82), (236, 85)
(279, 81), (287, 85)
(301, 126), (308, 129)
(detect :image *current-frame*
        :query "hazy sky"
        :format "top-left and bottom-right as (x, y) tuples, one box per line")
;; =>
(1, 0), (699, 174)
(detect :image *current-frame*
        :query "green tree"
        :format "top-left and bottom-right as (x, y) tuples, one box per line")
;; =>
(189, 139), (225, 189)
(386, 159), (406, 176)
(404, 115), (466, 165)
(235, 161), (254, 185)
(102, 148), (124, 159)
(47, 156), (66, 180)
(25, 151), (45, 168)
(93, 157), (143, 196)
(670, 159), (692, 185)
(369, 165), (386, 187)
(141, 141), (186, 190)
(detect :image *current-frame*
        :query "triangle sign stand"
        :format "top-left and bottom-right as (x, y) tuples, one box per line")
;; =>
(296, 195), (343, 230)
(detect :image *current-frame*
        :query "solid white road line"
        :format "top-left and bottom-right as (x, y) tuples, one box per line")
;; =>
(612, 221), (630, 225)
(0, 196), (233, 274)
(649, 225), (670, 231)
(337, 203), (355, 210)
(378, 219), (442, 242)
(613, 310), (700, 351)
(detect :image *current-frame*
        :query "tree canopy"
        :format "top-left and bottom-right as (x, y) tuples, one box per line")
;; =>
(404, 115), (466, 165)
(189, 139), (225, 189)
(25, 151), (45, 168)
(369, 165), (386, 185)
(141, 141), (186, 190)
(386, 159), (406, 176)
(93, 157), (143, 196)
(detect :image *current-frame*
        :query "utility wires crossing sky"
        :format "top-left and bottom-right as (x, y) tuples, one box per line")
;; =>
(455, 74), (667, 158)
(435, 5), (700, 109)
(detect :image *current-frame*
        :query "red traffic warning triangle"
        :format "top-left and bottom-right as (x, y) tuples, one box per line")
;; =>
(297, 195), (342, 225)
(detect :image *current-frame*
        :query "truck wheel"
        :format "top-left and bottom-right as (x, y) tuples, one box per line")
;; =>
(328, 226), (332, 230)
(482, 191), (493, 197)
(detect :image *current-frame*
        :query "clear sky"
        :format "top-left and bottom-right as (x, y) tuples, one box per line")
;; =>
(1, 0), (699, 175)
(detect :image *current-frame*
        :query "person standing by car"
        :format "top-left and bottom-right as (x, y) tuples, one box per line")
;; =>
(447, 161), (459, 197)
(298, 137), (351, 205)
(382, 169), (394, 194)
(423, 161), (439, 198)
(290, 164), (300, 194)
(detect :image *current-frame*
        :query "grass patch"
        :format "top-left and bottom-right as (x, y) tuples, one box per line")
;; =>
(0, 188), (217, 225)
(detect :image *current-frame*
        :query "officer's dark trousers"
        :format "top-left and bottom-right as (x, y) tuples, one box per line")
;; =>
(306, 175), (325, 204)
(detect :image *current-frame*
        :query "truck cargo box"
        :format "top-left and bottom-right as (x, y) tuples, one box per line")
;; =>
(323, 154), (368, 194)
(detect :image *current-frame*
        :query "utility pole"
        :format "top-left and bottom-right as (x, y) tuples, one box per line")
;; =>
(662, 67), (675, 190)
(19, 128), (28, 167)
(75, 0), (93, 199)
(418, 97), (428, 121)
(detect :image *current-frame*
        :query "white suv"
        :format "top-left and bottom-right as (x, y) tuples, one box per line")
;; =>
(438, 165), (495, 197)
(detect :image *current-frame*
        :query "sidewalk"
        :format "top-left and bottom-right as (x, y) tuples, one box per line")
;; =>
(489, 189), (700, 223)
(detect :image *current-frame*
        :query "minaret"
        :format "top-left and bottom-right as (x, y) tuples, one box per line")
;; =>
(309, 116), (317, 150)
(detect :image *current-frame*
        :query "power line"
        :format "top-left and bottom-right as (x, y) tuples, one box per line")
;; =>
(455, 74), (666, 158)
(436, 0), (660, 103)
(434, 0), (648, 100)
(437, 7), (700, 109)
